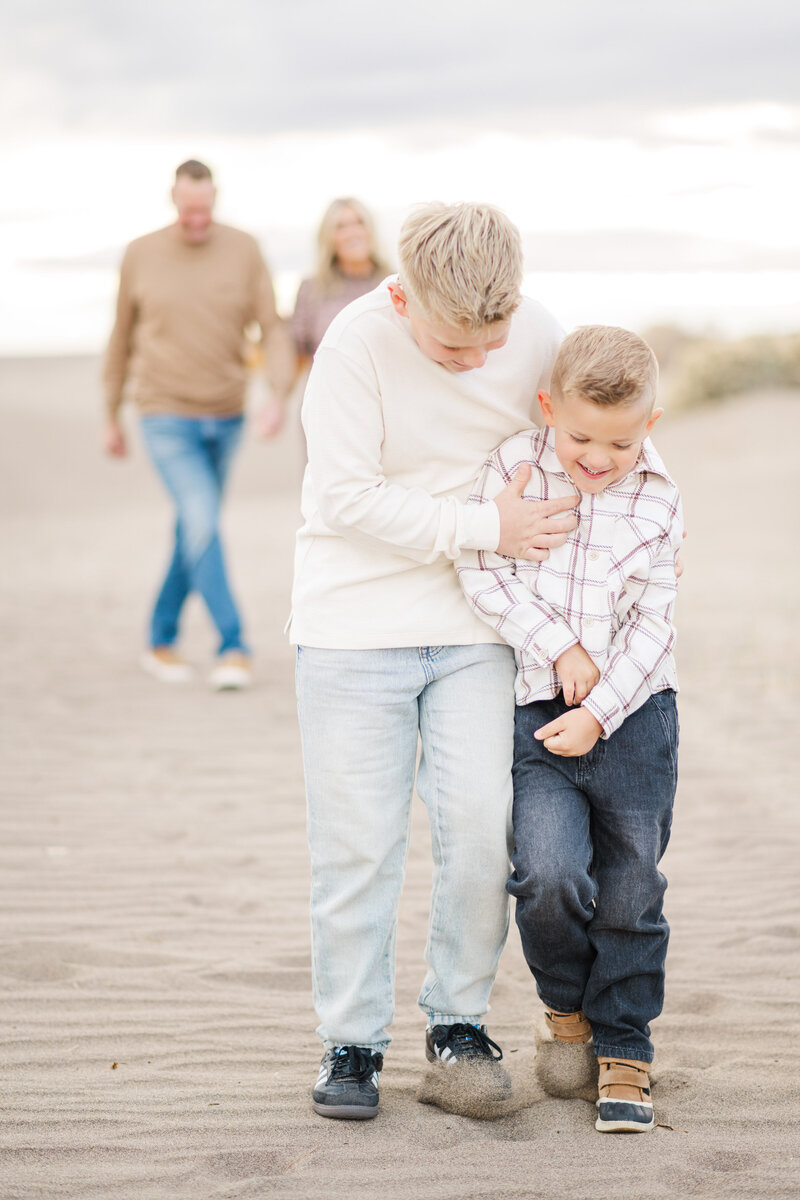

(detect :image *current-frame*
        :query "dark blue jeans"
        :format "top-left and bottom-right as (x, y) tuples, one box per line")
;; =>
(140, 415), (247, 655)
(509, 690), (678, 1062)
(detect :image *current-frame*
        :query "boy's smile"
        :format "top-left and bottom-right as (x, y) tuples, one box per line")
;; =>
(538, 389), (662, 494)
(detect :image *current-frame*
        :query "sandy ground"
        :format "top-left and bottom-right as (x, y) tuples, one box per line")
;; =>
(1, 356), (798, 1200)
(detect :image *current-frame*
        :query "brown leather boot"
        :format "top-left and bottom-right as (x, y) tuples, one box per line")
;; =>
(595, 1056), (654, 1133)
(544, 1008), (593, 1044)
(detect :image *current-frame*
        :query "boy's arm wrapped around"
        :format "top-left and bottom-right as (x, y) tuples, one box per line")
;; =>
(305, 346), (500, 565)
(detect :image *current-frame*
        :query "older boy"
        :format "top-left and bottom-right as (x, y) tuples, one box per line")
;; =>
(291, 203), (578, 1119)
(457, 326), (682, 1133)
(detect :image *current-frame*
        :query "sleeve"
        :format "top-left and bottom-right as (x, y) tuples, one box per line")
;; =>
(456, 451), (580, 663)
(103, 247), (136, 419)
(304, 346), (500, 564)
(582, 496), (683, 737)
(253, 248), (296, 400)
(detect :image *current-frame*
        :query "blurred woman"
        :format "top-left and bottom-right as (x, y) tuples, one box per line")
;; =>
(291, 198), (391, 366)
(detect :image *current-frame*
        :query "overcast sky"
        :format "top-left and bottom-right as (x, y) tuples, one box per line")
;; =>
(2, 1), (799, 143)
(2, 1), (799, 352)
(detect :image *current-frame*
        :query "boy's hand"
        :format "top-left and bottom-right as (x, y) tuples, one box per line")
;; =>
(555, 643), (600, 705)
(535, 707), (603, 757)
(495, 464), (579, 562)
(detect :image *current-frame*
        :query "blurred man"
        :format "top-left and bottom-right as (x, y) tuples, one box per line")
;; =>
(104, 159), (295, 689)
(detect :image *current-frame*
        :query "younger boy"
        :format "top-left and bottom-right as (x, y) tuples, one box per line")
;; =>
(457, 325), (682, 1133)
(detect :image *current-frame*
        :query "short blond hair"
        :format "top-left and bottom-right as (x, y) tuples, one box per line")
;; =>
(552, 325), (658, 409)
(398, 202), (522, 331)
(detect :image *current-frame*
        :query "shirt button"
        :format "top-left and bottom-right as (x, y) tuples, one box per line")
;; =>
(584, 617), (594, 627)
(588, 550), (599, 561)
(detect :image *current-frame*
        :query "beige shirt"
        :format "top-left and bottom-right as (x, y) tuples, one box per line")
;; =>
(104, 222), (295, 419)
(290, 280), (564, 649)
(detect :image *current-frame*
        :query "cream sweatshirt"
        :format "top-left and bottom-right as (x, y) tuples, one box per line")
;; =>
(290, 280), (563, 649)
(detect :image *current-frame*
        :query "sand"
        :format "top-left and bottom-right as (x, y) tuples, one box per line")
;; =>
(1, 356), (798, 1199)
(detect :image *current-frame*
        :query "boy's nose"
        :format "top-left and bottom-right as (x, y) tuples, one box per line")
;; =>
(458, 346), (488, 368)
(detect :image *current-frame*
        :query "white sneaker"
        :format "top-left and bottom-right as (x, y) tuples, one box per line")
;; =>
(209, 651), (252, 691)
(140, 647), (195, 684)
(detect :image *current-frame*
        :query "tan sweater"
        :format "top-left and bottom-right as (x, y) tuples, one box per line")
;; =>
(104, 222), (295, 419)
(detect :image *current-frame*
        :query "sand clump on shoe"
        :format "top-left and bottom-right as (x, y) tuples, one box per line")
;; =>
(533, 1015), (599, 1103)
(417, 1045), (544, 1119)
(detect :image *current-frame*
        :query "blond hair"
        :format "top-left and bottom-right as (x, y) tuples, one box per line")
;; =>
(315, 197), (390, 290)
(552, 325), (658, 409)
(398, 202), (522, 331)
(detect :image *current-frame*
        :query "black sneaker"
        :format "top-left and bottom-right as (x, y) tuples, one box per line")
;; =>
(312, 1046), (383, 1120)
(425, 1023), (512, 1099)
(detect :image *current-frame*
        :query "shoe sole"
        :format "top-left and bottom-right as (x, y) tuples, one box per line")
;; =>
(595, 1101), (654, 1133)
(140, 653), (194, 683)
(209, 671), (251, 691)
(312, 1101), (378, 1120)
(595, 1116), (654, 1133)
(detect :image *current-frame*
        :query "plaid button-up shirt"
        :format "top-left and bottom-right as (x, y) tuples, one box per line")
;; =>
(456, 427), (683, 737)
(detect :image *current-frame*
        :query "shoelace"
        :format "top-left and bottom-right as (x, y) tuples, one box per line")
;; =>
(438, 1023), (503, 1062)
(329, 1046), (381, 1081)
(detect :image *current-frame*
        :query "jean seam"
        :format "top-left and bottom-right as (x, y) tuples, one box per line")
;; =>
(417, 684), (444, 1007)
(651, 692), (678, 779)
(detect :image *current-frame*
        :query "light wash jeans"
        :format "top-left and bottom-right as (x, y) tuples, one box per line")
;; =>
(296, 643), (517, 1053)
(139, 414), (247, 655)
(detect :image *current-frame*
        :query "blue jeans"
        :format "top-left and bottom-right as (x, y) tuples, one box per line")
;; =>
(140, 415), (247, 655)
(509, 690), (678, 1062)
(296, 643), (517, 1053)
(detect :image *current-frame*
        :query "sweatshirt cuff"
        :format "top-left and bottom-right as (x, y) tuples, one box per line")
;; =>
(462, 500), (501, 552)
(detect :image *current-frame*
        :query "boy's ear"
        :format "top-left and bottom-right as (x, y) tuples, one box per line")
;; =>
(387, 281), (409, 317)
(538, 390), (555, 426)
(645, 406), (663, 435)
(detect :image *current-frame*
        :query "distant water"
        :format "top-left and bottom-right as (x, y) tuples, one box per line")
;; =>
(1, 264), (798, 356)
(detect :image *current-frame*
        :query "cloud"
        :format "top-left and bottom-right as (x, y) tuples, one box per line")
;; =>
(1, 0), (799, 140)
